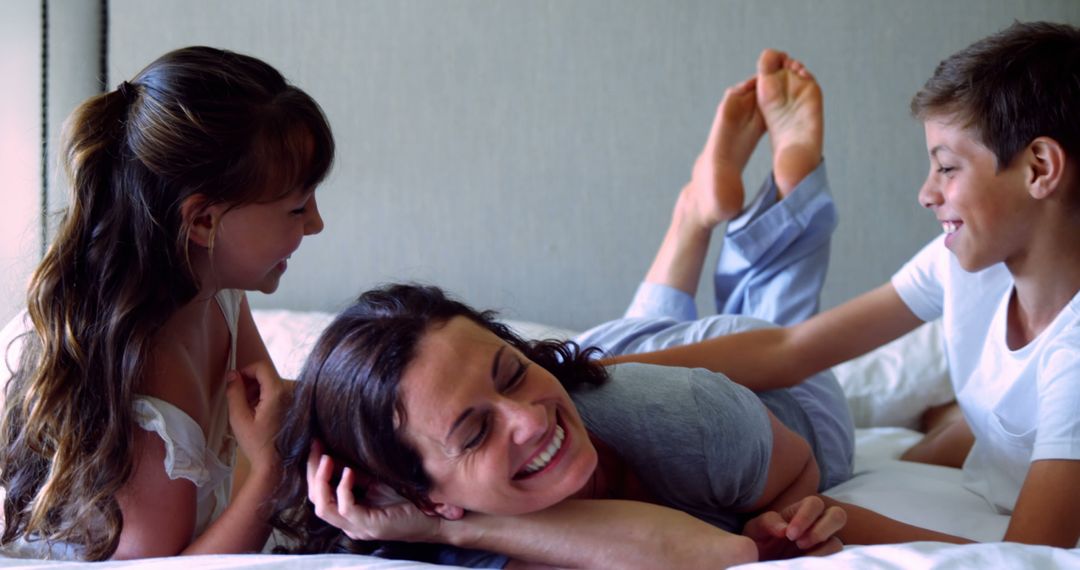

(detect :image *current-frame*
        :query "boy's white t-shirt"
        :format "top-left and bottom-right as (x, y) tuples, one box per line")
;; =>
(892, 235), (1080, 513)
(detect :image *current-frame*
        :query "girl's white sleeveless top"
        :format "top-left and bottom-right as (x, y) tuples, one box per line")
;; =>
(131, 288), (242, 539)
(0, 289), (243, 559)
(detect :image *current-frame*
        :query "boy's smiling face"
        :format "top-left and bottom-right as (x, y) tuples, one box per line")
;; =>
(918, 117), (1035, 272)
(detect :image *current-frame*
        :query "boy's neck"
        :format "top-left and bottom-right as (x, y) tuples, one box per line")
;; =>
(1005, 221), (1080, 348)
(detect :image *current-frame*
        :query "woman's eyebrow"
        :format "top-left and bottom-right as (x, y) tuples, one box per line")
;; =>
(491, 346), (507, 379)
(444, 346), (506, 445)
(445, 407), (476, 445)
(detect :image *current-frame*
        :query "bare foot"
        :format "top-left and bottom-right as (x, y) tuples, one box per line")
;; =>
(644, 78), (765, 297)
(683, 75), (766, 229)
(756, 49), (824, 197)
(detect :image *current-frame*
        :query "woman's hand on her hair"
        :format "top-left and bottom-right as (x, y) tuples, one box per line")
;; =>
(225, 360), (289, 474)
(306, 440), (443, 542)
(742, 495), (846, 560)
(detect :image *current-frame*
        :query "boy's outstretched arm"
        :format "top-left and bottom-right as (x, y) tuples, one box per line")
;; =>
(603, 283), (924, 391)
(822, 462), (1080, 547)
(819, 497), (971, 545)
(1007, 460), (1080, 547)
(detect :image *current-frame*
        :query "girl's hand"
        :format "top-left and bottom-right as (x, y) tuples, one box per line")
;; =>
(743, 495), (845, 560)
(225, 361), (288, 473)
(306, 440), (442, 542)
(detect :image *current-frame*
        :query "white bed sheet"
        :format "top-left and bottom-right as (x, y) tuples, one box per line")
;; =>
(2, 428), (1074, 569)
(1, 310), (1078, 568)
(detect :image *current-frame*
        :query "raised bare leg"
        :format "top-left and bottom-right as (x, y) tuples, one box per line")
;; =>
(643, 77), (766, 297)
(756, 49), (824, 198)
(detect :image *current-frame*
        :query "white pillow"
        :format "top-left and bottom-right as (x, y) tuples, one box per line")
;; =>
(825, 427), (1009, 542)
(253, 309), (335, 380)
(830, 320), (954, 429)
(501, 319), (578, 342)
(0, 309), (30, 388)
(252, 312), (579, 381)
(252, 309), (954, 430)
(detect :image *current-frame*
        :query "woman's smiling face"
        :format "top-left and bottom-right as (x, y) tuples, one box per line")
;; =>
(397, 316), (597, 518)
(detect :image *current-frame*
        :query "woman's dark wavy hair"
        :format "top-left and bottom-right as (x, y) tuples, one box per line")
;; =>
(0, 46), (334, 560)
(911, 21), (1080, 172)
(270, 283), (608, 557)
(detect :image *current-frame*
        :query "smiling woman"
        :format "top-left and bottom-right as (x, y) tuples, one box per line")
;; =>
(269, 55), (860, 566)
(397, 316), (599, 519)
(273, 285), (612, 524)
(269, 283), (848, 568)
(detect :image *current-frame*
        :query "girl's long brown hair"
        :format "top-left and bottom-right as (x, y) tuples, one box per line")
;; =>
(0, 46), (334, 560)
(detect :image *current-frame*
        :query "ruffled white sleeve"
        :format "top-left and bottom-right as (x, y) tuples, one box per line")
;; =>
(132, 396), (231, 503)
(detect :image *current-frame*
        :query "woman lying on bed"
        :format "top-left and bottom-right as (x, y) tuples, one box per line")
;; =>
(270, 51), (853, 568)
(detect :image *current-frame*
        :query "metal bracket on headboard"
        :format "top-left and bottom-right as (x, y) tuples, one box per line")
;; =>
(39, 0), (48, 257)
(99, 0), (108, 90)
(39, 0), (108, 256)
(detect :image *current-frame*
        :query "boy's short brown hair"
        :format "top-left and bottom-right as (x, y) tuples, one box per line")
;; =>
(911, 21), (1080, 171)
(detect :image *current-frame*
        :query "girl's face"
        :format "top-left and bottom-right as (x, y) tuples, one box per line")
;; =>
(397, 316), (597, 518)
(918, 117), (1034, 272)
(211, 189), (323, 293)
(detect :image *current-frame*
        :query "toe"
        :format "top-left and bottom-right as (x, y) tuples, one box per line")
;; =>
(757, 48), (787, 74)
(736, 75), (757, 93)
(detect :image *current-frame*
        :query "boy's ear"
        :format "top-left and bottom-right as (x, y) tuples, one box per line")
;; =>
(179, 194), (223, 248)
(1025, 136), (1067, 200)
(430, 502), (465, 521)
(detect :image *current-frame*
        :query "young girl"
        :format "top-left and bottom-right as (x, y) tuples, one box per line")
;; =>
(0, 46), (334, 560)
(609, 21), (1080, 548)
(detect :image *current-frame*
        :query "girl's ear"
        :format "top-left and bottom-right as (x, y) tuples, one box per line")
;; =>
(1026, 136), (1067, 200)
(180, 194), (223, 248)
(431, 502), (465, 521)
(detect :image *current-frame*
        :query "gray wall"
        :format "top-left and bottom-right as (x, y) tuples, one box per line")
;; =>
(0, 1), (44, 325)
(11, 1), (1080, 331)
(0, 0), (101, 326)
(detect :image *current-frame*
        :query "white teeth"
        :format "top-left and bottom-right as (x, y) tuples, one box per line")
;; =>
(522, 425), (565, 475)
(942, 221), (959, 234)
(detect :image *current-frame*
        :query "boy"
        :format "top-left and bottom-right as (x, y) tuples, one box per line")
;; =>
(615, 21), (1080, 548)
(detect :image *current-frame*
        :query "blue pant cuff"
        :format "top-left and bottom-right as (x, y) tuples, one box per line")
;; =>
(624, 282), (698, 321)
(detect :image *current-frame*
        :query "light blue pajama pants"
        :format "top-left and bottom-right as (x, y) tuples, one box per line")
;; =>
(572, 162), (854, 489)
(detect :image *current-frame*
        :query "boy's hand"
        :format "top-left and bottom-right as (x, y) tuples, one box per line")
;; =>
(306, 440), (442, 543)
(743, 495), (845, 559)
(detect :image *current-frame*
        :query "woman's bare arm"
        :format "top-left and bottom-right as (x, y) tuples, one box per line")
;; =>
(742, 412), (819, 514)
(310, 452), (757, 569)
(452, 500), (759, 570)
(310, 448), (847, 568)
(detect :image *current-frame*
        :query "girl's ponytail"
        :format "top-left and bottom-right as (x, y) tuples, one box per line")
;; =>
(1, 86), (142, 559)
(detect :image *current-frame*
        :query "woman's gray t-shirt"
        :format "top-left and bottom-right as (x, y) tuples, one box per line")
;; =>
(571, 362), (820, 532)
